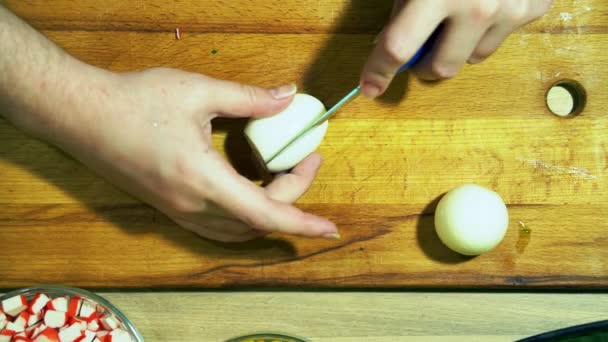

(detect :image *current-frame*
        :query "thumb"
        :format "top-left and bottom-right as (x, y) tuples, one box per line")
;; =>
(207, 79), (297, 118)
(205, 155), (338, 238)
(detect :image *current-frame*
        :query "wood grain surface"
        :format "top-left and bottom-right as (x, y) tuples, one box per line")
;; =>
(4, 0), (607, 34)
(0, 1), (606, 289)
(2, 291), (607, 341)
(55, 292), (608, 341)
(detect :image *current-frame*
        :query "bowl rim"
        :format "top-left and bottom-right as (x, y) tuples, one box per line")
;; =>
(0, 285), (144, 342)
(225, 332), (309, 342)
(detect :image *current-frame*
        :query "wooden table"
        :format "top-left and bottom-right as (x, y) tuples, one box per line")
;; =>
(1, 1), (607, 341)
(1, 291), (607, 341)
(1, 291), (603, 342)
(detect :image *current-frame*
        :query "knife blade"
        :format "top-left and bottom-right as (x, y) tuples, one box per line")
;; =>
(264, 27), (440, 165)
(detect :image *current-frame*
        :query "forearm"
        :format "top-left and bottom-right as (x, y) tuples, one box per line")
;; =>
(0, 6), (110, 146)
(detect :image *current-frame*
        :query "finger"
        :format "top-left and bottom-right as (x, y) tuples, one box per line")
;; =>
(175, 215), (252, 235)
(360, 0), (447, 98)
(203, 201), (235, 219)
(175, 217), (266, 243)
(528, 0), (553, 24)
(204, 154), (338, 238)
(468, 23), (512, 64)
(264, 153), (323, 203)
(412, 16), (489, 81)
(468, 0), (552, 65)
(206, 80), (297, 118)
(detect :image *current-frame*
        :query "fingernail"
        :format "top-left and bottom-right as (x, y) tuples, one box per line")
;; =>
(270, 83), (297, 100)
(361, 82), (381, 98)
(323, 233), (341, 240)
(468, 56), (483, 64)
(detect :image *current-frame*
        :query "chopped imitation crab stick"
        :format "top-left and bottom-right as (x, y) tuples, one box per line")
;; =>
(95, 330), (109, 342)
(67, 298), (82, 319)
(25, 322), (41, 338)
(85, 320), (99, 333)
(46, 298), (68, 313)
(1, 295), (28, 317)
(33, 327), (59, 342)
(0, 311), (6, 330)
(28, 312), (44, 327)
(13, 335), (34, 342)
(4, 320), (25, 333)
(57, 322), (83, 342)
(44, 311), (67, 329)
(80, 330), (97, 342)
(106, 329), (130, 342)
(0, 329), (12, 342)
(67, 318), (86, 332)
(29, 294), (50, 315)
(30, 323), (47, 339)
(76, 302), (96, 322)
(98, 317), (118, 332)
(14, 311), (30, 329)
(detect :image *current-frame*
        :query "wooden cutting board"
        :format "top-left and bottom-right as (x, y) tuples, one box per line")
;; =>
(0, 1), (606, 289)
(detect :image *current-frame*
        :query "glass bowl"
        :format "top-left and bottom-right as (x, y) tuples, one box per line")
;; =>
(0, 285), (144, 342)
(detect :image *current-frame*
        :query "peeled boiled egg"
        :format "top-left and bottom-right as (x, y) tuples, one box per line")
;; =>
(434, 184), (509, 256)
(244, 93), (328, 173)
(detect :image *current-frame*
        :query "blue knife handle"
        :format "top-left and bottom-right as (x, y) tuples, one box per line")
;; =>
(396, 26), (441, 73)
